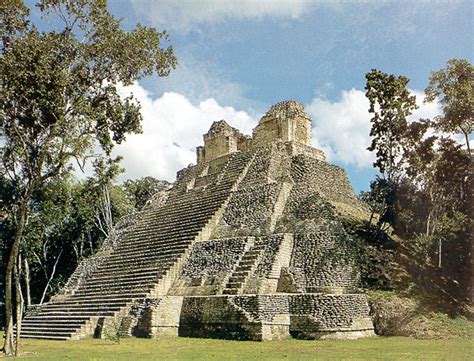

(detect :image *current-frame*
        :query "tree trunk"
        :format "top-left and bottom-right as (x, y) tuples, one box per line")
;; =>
(461, 128), (470, 153)
(438, 238), (442, 268)
(2, 195), (29, 356)
(39, 249), (63, 305)
(23, 257), (31, 307)
(14, 255), (23, 356)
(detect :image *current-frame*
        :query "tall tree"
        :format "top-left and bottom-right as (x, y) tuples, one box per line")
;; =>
(365, 69), (418, 181)
(0, 0), (176, 355)
(364, 70), (418, 234)
(425, 59), (473, 152)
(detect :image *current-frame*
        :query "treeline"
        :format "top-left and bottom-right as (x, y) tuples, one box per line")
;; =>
(357, 59), (472, 314)
(0, 159), (170, 306)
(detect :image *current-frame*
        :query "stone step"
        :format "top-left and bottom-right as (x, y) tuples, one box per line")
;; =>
(232, 270), (252, 277)
(124, 230), (200, 243)
(123, 228), (202, 243)
(227, 275), (245, 283)
(143, 205), (223, 223)
(22, 316), (86, 323)
(20, 330), (75, 337)
(84, 273), (158, 284)
(222, 289), (238, 295)
(64, 293), (147, 302)
(21, 325), (81, 332)
(24, 315), (91, 322)
(39, 304), (123, 312)
(85, 274), (158, 286)
(73, 285), (153, 296)
(78, 280), (155, 292)
(20, 334), (70, 340)
(131, 218), (202, 230)
(86, 271), (160, 283)
(237, 262), (255, 272)
(106, 243), (190, 260)
(95, 253), (181, 270)
(92, 258), (174, 274)
(115, 238), (194, 253)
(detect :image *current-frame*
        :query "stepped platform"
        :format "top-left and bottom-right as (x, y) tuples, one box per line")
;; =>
(21, 100), (374, 341)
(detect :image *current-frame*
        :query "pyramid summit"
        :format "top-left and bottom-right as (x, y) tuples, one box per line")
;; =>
(21, 101), (375, 341)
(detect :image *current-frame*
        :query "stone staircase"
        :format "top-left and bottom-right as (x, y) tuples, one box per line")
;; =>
(222, 242), (266, 295)
(19, 151), (255, 340)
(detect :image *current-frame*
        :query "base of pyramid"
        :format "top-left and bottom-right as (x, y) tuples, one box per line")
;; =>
(124, 294), (374, 342)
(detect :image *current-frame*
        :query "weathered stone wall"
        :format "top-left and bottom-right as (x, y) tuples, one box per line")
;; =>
(214, 184), (280, 237)
(239, 145), (273, 187)
(289, 233), (358, 292)
(289, 294), (374, 339)
(179, 296), (261, 340)
(176, 294), (372, 341)
(252, 101), (312, 147)
(290, 154), (358, 207)
(170, 237), (250, 295)
(179, 295), (290, 341)
(232, 295), (289, 322)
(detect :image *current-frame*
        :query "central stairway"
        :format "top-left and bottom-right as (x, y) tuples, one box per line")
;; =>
(223, 243), (266, 295)
(20, 151), (255, 340)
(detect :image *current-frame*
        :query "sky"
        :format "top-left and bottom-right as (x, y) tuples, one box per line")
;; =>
(25, 0), (474, 193)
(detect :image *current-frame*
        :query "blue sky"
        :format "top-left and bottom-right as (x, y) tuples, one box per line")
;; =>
(25, 0), (474, 193)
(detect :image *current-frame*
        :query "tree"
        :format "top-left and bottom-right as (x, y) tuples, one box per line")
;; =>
(364, 65), (472, 313)
(425, 59), (473, 152)
(365, 69), (418, 182)
(364, 70), (418, 234)
(123, 177), (171, 211)
(0, 0), (176, 355)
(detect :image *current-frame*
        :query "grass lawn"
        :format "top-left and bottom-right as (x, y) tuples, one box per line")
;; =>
(12, 336), (473, 360)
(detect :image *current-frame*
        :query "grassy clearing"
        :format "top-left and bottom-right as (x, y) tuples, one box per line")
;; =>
(368, 291), (474, 340)
(12, 336), (473, 360)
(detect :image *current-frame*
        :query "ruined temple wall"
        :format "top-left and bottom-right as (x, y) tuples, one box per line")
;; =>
(288, 233), (359, 293)
(289, 294), (374, 339)
(212, 183), (281, 238)
(203, 133), (238, 163)
(290, 154), (358, 207)
(174, 294), (373, 341)
(178, 296), (263, 340)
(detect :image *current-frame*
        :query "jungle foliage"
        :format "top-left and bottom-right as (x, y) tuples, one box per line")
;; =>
(359, 61), (472, 315)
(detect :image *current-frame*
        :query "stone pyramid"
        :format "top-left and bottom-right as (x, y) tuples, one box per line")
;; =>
(20, 100), (375, 341)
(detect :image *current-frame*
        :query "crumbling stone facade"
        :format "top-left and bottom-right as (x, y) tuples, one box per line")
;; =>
(20, 100), (375, 341)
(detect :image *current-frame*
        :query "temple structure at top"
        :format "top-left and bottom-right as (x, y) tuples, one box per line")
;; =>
(196, 100), (325, 164)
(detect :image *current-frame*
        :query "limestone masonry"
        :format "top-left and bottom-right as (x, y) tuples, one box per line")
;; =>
(21, 100), (375, 341)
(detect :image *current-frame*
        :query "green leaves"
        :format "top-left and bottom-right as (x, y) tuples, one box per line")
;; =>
(1, 0), (177, 193)
(425, 59), (473, 151)
(365, 69), (418, 180)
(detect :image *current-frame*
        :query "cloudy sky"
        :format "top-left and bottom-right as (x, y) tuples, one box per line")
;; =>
(31, 0), (474, 192)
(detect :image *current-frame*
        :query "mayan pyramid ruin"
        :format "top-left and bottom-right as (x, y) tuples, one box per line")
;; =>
(20, 100), (375, 341)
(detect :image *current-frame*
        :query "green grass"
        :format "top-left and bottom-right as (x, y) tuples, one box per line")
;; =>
(13, 336), (473, 360)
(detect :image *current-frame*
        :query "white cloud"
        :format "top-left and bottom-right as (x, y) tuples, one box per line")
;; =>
(306, 88), (443, 168)
(114, 82), (257, 182)
(146, 53), (261, 111)
(130, 0), (314, 32)
(105, 83), (445, 183)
